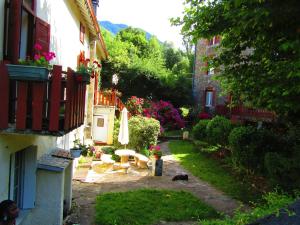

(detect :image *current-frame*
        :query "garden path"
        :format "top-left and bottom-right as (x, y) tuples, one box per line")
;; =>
(71, 141), (242, 225)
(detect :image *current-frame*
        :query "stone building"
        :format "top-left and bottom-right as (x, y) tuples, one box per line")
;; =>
(193, 36), (228, 114)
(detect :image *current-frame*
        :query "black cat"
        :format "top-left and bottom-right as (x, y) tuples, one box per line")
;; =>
(172, 174), (188, 181)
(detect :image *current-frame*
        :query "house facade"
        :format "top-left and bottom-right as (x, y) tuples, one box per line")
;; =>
(193, 37), (227, 113)
(0, 0), (107, 224)
(193, 37), (276, 122)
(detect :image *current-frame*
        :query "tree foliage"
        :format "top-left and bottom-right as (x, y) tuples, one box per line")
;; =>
(100, 27), (193, 107)
(172, 0), (300, 118)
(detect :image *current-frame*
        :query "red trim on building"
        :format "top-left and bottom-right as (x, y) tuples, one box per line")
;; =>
(0, 63), (9, 129)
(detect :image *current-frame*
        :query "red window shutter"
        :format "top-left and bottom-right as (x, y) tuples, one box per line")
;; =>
(34, 17), (50, 53)
(202, 90), (206, 108)
(7, 0), (22, 63)
(212, 89), (216, 106)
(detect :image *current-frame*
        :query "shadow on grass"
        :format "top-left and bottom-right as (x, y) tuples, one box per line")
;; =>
(169, 140), (264, 204)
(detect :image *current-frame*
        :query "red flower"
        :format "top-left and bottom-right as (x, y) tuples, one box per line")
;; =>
(34, 43), (42, 51)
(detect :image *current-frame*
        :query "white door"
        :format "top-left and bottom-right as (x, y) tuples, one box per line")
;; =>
(93, 114), (108, 142)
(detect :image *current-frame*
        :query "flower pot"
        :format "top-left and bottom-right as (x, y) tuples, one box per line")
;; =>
(74, 72), (90, 84)
(70, 149), (82, 158)
(154, 154), (161, 160)
(7, 64), (49, 81)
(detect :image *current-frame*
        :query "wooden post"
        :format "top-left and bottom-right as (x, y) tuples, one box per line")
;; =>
(49, 65), (62, 131)
(32, 83), (45, 130)
(0, 63), (9, 129)
(16, 82), (28, 130)
(64, 68), (73, 131)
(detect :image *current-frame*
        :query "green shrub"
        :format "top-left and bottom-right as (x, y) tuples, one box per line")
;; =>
(206, 116), (232, 146)
(112, 154), (121, 162)
(113, 118), (122, 149)
(128, 116), (160, 151)
(264, 152), (300, 190)
(229, 126), (257, 170)
(192, 119), (210, 140)
(201, 191), (297, 225)
(101, 146), (116, 155)
(229, 126), (282, 172)
(140, 148), (151, 157)
(113, 116), (160, 151)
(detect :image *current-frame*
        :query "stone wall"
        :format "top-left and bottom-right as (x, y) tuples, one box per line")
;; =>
(193, 39), (226, 111)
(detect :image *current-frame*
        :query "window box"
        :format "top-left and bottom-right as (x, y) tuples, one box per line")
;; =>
(7, 64), (49, 81)
(74, 72), (90, 84)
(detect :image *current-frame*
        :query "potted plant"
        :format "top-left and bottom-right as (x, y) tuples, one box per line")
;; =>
(70, 139), (83, 158)
(7, 43), (56, 81)
(74, 53), (101, 84)
(149, 145), (162, 160)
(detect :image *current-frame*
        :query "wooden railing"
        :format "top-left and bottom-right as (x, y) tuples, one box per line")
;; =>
(94, 90), (126, 111)
(0, 64), (87, 135)
(231, 106), (276, 122)
(215, 104), (276, 122)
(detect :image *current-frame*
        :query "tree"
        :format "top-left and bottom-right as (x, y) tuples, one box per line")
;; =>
(100, 26), (193, 107)
(172, 0), (300, 118)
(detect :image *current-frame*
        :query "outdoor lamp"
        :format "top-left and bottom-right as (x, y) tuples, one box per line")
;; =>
(112, 74), (119, 86)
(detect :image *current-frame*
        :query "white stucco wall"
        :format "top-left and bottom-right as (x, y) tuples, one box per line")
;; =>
(35, 0), (91, 70)
(0, 134), (57, 201)
(22, 169), (65, 225)
(0, 0), (4, 60)
(94, 106), (116, 144)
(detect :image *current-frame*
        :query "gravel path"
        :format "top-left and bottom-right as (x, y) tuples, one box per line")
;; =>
(71, 141), (243, 225)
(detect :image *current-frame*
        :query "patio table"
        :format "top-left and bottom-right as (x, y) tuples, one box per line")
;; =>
(115, 149), (136, 164)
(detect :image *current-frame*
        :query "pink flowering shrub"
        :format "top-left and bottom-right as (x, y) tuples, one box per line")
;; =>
(198, 112), (211, 120)
(126, 96), (145, 116)
(19, 43), (56, 68)
(143, 100), (185, 129)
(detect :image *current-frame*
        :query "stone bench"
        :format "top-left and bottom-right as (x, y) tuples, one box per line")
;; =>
(134, 153), (149, 169)
(113, 162), (130, 173)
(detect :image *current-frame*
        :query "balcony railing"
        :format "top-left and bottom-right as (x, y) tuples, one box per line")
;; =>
(215, 104), (276, 122)
(0, 64), (87, 135)
(94, 90), (126, 111)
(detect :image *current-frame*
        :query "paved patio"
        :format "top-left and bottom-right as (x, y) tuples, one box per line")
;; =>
(69, 141), (243, 225)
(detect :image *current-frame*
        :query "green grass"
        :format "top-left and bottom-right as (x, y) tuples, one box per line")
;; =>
(169, 140), (262, 203)
(163, 129), (183, 137)
(95, 189), (220, 225)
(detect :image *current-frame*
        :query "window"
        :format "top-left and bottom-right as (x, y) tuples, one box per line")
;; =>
(9, 146), (37, 209)
(208, 36), (220, 46)
(80, 23), (85, 44)
(11, 150), (25, 208)
(3, 0), (50, 62)
(97, 118), (104, 127)
(205, 91), (213, 107)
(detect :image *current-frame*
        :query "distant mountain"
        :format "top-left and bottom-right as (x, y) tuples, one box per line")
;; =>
(99, 20), (153, 40)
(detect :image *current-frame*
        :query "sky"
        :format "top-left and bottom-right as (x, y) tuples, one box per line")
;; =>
(97, 0), (186, 49)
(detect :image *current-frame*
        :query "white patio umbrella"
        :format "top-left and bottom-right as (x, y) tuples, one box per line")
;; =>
(118, 107), (129, 148)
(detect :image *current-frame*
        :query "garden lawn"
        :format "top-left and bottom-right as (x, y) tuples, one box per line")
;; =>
(95, 189), (220, 225)
(163, 129), (183, 137)
(169, 140), (262, 203)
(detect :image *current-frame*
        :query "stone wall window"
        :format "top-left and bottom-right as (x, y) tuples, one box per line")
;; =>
(205, 91), (213, 107)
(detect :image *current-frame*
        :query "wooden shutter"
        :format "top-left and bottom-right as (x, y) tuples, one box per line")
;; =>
(7, 0), (22, 63)
(212, 88), (216, 106)
(34, 17), (50, 52)
(22, 146), (37, 209)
